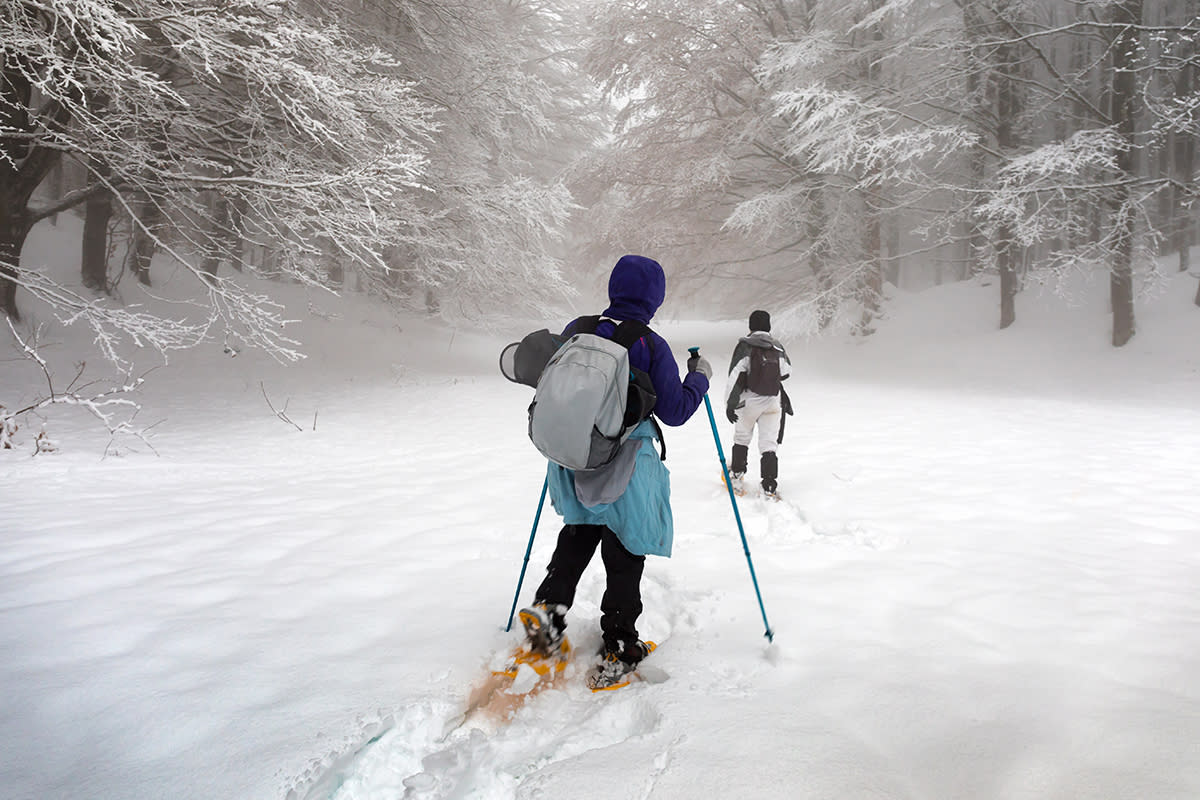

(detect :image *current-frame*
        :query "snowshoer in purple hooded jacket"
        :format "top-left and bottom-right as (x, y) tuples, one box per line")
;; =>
(518, 255), (711, 689)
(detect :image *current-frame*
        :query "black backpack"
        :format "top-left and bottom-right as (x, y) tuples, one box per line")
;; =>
(746, 346), (782, 396)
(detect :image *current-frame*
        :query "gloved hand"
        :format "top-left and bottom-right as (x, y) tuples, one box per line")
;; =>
(726, 407), (738, 424)
(686, 354), (712, 379)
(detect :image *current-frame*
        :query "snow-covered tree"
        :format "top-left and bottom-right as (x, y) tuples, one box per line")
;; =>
(339, 0), (600, 320)
(581, 0), (1196, 340)
(580, 0), (977, 330)
(2, 0), (439, 361)
(759, 0), (983, 333)
(577, 0), (820, 317)
(5, 0), (600, 365)
(970, 0), (1199, 344)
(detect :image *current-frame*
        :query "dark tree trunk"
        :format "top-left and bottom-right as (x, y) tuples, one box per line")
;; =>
(81, 164), (113, 291)
(998, 224), (1017, 329)
(966, 149), (988, 280)
(806, 186), (835, 330)
(1109, 202), (1135, 346)
(326, 257), (344, 286)
(227, 196), (249, 273)
(0, 211), (31, 321)
(961, 0), (989, 280)
(2, 52), (74, 320)
(995, 30), (1019, 330)
(856, 1), (884, 336)
(858, 206), (883, 335)
(1, 63), (34, 320)
(885, 212), (901, 287)
(1108, 0), (1142, 347)
(1174, 63), (1195, 275)
(200, 193), (234, 282)
(128, 194), (161, 287)
(1156, 131), (1173, 239)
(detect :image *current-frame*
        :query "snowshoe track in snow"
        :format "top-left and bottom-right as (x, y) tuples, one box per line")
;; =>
(292, 670), (666, 799)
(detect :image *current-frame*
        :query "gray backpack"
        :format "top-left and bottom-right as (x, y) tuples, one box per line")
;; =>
(502, 316), (658, 472)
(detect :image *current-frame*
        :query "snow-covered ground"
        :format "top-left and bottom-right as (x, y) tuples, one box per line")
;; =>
(3, 230), (1200, 799)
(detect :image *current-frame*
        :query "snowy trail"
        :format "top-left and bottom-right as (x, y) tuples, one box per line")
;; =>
(3, 306), (1200, 799)
(286, 374), (1200, 799)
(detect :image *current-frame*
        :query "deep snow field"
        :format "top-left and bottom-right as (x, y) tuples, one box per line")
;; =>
(2, 224), (1200, 800)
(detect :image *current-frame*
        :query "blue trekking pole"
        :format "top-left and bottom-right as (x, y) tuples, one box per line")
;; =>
(690, 346), (775, 642)
(505, 476), (549, 632)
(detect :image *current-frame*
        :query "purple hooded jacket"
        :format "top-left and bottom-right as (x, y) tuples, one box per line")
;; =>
(562, 255), (709, 426)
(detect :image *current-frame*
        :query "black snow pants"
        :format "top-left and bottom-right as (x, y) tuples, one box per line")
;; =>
(534, 523), (645, 653)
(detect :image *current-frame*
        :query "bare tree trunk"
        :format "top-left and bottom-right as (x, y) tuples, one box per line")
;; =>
(1108, 0), (1142, 347)
(1156, 131), (1173, 241)
(1067, 31), (1090, 255)
(1174, 57), (1195, 275)
(961, 0), (989, 281)
(1177, 158), (1193, 276)
(128, 194), (161, 287)
(48, 159), (63, 227)
(0, 210), (31, 320)
(856, 0), (884, 336)
(885, 211), (901, 287)
(200, 193), (233, 282)
(966, 151), (988, 280)
(807, 187), (835, 330)
(227, 196), (249, 273)
(2, 65), (38, 320)
(997, 225), (1017, 329)
(326, 256), (344, 286)
(858, 199), (883, 335)
(996, 34), (1019, 329)
(80, 162), (113, 291)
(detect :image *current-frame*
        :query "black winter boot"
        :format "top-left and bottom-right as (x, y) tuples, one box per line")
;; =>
(760, 451), (778, 495)
(730, 444), (749, 476)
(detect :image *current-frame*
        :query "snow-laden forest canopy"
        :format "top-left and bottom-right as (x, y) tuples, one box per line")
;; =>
(2, 0), (1198, 368)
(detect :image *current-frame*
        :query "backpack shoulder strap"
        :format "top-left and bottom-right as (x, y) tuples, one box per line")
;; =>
(610, 320), (666, 461)
(571, 315), (602, 336)
(610, 320), (653, 354)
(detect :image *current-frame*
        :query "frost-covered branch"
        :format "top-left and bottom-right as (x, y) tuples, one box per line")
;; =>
(2, 318), (154, 455)
(4, 0), (585, 348)
(259, 382), (302, 432)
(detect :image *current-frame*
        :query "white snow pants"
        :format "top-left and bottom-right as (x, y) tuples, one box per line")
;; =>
(732, 391), (781, 454)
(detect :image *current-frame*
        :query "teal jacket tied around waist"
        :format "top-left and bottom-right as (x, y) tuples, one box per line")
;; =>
(546, 420), (673, 557)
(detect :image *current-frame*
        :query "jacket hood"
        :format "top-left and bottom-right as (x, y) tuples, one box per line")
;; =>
(602, 255), (666, 323)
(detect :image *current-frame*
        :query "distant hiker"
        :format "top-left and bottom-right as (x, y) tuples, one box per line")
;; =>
(725, 309), (792, 498)
(519, 254), (711, 689)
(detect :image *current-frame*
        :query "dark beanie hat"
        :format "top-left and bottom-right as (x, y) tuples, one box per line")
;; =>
(749, 309), (771, 332)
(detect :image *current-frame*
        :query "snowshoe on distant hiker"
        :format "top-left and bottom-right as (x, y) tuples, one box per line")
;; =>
(587, 640), (656, 691)
(721, 442), (749, 496)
